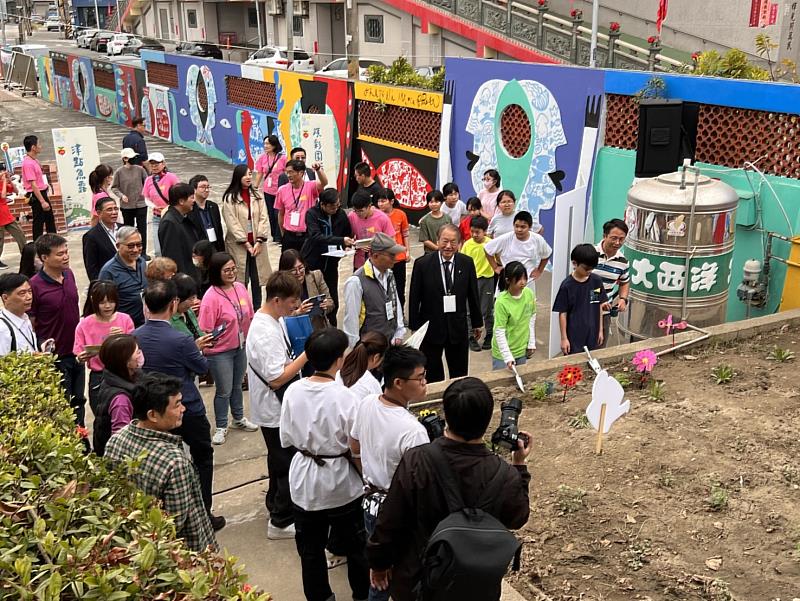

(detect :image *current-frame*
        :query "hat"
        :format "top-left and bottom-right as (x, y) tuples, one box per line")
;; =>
(370, 232), (404, 255)
(120, 148), (138, 159)
(148, 152), (165, 162)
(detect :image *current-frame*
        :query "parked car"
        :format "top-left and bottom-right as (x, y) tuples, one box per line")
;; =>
(77, 29), (100, 48)
(119, 36), (165, 56)
(316, 58), (386, 80)
(90, 31), (115, 53)
(415, 65), (444, 77)
(107, 33), (132, 55)
(45, 16), (63, 31)
(244, 45), (314, 72)
(175, 42), (223, 60)
(9, 44), (50, 58)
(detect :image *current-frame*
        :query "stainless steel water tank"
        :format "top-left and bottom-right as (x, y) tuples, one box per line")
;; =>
(622, 170), (739, 339)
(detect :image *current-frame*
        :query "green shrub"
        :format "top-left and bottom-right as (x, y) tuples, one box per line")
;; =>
(0, 353), (269, 600)
(366, 57), (444, 91)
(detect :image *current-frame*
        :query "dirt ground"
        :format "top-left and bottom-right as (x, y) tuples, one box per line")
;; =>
(497, 325), (800, 601)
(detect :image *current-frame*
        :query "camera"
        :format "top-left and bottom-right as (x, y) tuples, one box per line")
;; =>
(491, 397), (530, 451)
(609, 305), (619, 317)
(418, 409), (445, 441)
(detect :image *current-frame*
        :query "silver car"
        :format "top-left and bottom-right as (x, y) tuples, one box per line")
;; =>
(244, 45), (315, 73)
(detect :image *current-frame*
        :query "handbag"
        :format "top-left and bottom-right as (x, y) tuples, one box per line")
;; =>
(248, 361), (298, 402)
(284, 314), (314, 358)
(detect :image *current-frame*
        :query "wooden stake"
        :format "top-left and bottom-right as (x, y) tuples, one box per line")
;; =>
(595, 403), (607, 455)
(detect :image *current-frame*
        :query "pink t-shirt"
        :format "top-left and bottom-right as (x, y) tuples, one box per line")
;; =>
(143, 171), (179, 209)
(21, 155), (47, 192)
(90, 191), (114, 216)
(110, 394), (133, 433)
(275, 181), (319, 232)
(478, 188), (500, 217)
(255, 153), (287, 196)
(73, 312), (136, 372)
(198, 282), (255, 354)
(347, 209), (396, 269)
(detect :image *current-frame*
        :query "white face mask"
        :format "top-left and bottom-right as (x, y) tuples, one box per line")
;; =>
(192, 258), (203, 268)
(483, 180), (494, 190)
(135, 349), (145, 369)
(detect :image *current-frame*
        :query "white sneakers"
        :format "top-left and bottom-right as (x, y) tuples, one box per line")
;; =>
(267, 522), (296, 540)
(211, 428), (227, 445)
(230, 417), (259, 431)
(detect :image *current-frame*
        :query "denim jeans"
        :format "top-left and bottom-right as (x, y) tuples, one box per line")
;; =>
(207, 346), (247, 428)
(151, 213), (162, 257)
(364, 508), (389, 601)
(491, 355), (527, 371)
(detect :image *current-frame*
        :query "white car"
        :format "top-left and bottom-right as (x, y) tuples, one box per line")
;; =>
(244, 45), (314, 73)
(45, 16), (63, 31)
(316, 58), (386, 80)
(107, 34), (132, 55)
(77, 29), (100, 48)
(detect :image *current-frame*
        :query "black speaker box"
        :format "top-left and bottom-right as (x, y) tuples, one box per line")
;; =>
(635, 99), (698, 178)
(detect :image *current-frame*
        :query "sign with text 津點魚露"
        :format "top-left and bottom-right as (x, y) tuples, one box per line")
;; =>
(51, 127), (101, 230)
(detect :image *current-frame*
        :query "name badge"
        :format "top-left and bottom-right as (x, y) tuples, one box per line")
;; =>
(206, 227), (217, 242)
(385, 301), (395, 321)
(266, 176), (272, 188)
(238, 330), (245, 349)
(443, 295), (456, 313)
(289, 211), (301, 227)
(246, 221), (254, 234)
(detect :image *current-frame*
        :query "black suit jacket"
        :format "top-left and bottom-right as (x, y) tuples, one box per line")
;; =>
(188, 200), (225, 252)
(158, 207), (204, 282)
(82, 224), (118, 281)
(408, 251), (482, 345)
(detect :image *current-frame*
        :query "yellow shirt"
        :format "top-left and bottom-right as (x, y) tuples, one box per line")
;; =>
(461, 237), (494, 279)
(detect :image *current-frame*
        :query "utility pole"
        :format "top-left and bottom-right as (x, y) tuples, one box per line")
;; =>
(589, 0), (599, 67)
(1, 0), (6, 46)
(346, 0), (358, 79)
(286, 0), (294, 64)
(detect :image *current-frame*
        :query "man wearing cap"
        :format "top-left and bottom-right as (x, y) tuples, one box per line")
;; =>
(143, 153), (179, 257)
(113, 148), (149, 254)
(122, 118), (149, 166)
(342, 232), (406, 348)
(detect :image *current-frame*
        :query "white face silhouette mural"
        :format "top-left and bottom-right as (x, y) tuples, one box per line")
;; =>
(466, 79), (567, 221)
(186, 64), (217, 149)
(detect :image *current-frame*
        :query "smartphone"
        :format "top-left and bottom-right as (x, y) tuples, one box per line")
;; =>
(308, 294), (326, 307)
(210, 322), (227, 339)
(41, 338), (56, 353)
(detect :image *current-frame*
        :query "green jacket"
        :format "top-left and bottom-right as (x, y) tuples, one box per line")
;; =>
(170, 309), (204, 339)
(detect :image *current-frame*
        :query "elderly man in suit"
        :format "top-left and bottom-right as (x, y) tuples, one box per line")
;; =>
(83, 196), (120, 281)
(408, 223), (482, 383)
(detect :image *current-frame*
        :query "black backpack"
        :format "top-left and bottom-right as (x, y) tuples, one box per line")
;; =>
(419, 443), (522, 601)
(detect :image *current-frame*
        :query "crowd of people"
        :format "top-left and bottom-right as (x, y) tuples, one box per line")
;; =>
(0, 125), (635, 601)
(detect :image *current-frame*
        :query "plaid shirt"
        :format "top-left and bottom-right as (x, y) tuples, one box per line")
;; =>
(105, 421), (217, 552)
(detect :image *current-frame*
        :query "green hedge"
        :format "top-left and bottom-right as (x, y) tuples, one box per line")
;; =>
(0, 353), (271, 600)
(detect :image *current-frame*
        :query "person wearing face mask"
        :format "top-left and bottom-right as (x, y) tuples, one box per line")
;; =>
(478, 168), (501, 220)
(92, 333), (144, 456)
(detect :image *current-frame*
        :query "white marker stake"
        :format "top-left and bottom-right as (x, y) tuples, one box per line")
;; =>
(595, 403), (606, 455)
(586, 370), (630, 456)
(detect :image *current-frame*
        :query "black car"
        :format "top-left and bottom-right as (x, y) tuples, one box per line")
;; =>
(175, 42), (223, 60)
(120, 37), (166, 56)
(90, 31), (114, 53)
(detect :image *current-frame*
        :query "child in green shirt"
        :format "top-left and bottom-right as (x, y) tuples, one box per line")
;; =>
(418, 190), (452, 254)
(491, 261), (536, 371)
(460, 214), (495, 352)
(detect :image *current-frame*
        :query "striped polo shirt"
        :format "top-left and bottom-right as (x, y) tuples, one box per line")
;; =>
(594, 242), (629, 303)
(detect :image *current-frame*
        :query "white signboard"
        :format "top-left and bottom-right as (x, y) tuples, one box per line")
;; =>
(51, 126), (101, 230)
(299, 113), (338, 183)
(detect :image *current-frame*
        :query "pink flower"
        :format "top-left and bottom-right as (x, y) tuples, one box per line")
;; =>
(632, 350), (658, 374)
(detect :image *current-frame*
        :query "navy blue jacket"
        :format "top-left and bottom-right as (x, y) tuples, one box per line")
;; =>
(122, 130), (148, 165)
(134, 320), (208, 416)
(99, 254), (148, 327)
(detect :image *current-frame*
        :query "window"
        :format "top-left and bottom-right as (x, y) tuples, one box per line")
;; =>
(187, 9), (197, 28)
(248, 7), (258, 28)
(292, 15), (303, 37)
(364, 15), (383, 43)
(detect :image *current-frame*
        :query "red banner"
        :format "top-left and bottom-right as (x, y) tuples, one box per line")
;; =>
(656, 0), (668, 34)
(769, 2), (779, 25)
(749, 0), (763, 27)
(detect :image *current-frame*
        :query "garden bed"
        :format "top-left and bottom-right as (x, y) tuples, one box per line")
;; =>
(501, 325), (800, 600)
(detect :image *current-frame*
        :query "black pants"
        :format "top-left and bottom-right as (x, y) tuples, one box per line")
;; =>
(28, 190), (57, 241)
(261, 426), (296, 528)
(420, 338), (469, 384)
(88, 369), (103, 417)
(122, 207), (148, 252)
(172, 412), (215, 512)
(55, 354), (87, 426)
(281, 230), (306, 254)
(392, 260), (407, 312)
(264, 193), (281, 243)
(245, 252), (262, 308)
(320, 258), (340, 327)
(294, 497), (369, 601)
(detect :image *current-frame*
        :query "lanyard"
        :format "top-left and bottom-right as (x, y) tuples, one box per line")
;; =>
(2, 311), (36, 349)
(101, 223), (117, 245)
(213, 285), (244, 328)
(264, 154), (277, 176)
(290, 183), (304, 211)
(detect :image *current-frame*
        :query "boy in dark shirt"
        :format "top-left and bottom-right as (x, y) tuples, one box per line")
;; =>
(553, 243), (607, 355)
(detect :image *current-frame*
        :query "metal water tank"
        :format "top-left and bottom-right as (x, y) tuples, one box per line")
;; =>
(622, 169), (739, 339)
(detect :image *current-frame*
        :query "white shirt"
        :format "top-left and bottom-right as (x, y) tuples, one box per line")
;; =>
(488, 213), (514, 238)
(484, 231), (552, 295)
(342, 260), (406, 347)
(441, 201), (467, 224)
(0, 308), (38, 355)
(350, 394), (429, 491)
(246, 311), (291, 428)
(346, 369), (383, 400)
(280, 378), (363, 511)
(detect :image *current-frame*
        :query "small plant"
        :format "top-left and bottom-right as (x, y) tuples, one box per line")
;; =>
(658, 469), (675, 488)
(769, 346), (795, 362)
(632, 349), (658, 388)
(711, 364), (735, 385)
(647, 379), (666, 401)
(781, 463), (798, 485)
(625, 539), (651, 570)
(707, 485), (729, 512)
(530, 381), (553, 401)
(614, 371), (632, 388)
(568, 413), (590, 429)
(555, 485), (586, 515)
(557, 365), (583, 403)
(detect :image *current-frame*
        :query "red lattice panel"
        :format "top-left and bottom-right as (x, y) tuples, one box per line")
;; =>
(145, 62), (179, 88)
(225, 76), (277, 112)
(358, 101), (440, 153)
(695, 105), (800, 179)
(197, 78), (208, 111)
(604, 94), (638, 150)
(93, 68), (115, 90)
(53, 58), (69, 78)
(500, 104), (531, 158)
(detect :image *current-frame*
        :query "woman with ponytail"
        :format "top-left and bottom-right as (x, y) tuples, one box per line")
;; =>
(88, 163), (119, 226)
(339, 331), (389, 398)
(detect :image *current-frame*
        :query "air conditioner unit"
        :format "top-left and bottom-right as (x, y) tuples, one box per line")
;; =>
(293, 0), (309, 17)
(267, 0), (284, 16)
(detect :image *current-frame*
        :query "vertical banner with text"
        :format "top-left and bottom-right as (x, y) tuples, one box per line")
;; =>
(300, 113), (339, 183)
(51, 127), (101, 230)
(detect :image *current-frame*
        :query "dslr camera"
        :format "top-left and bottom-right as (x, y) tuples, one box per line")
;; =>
(491, 397), (530, 451)
(418, 409), (445, 441)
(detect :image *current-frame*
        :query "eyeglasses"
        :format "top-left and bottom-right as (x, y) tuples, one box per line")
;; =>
(401, 371), (427, 383)
(221, 267), (237, 274)
(606, 236), (626, 243)
(123, 242), (143, 249)
(439, 240), (458, 248)
(291, 265), (306, 274)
